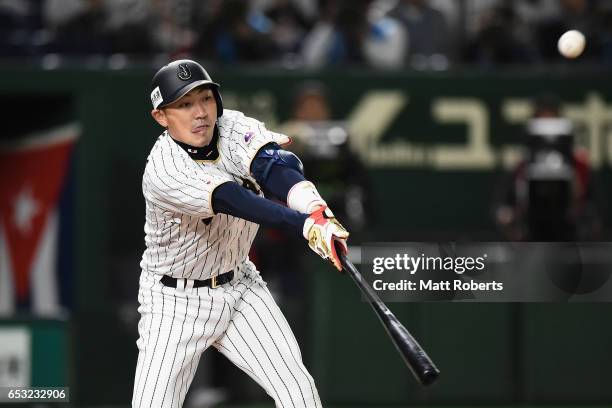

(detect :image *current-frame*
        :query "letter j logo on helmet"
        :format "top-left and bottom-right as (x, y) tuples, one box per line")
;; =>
(177, 64), (191, 81)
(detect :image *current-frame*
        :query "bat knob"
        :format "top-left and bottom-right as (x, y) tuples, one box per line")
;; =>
(420, 369), (440, 386)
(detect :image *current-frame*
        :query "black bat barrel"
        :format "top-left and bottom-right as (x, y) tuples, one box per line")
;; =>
(337, 249), (440, 386)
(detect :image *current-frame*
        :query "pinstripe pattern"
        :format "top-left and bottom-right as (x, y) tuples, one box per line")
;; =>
(215, 265), (321, 407)
(134, 110), (320, 407)
(133, 264), (322, 407)
(140, 111), (279, 280)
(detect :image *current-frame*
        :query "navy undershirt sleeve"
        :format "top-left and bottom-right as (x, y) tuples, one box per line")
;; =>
(261, 165), (305, 202)
(251, 143), (306, 202)
(212, 182), (308, 236)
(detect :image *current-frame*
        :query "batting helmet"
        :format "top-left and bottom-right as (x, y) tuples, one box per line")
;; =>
(150, 59), (223, 117)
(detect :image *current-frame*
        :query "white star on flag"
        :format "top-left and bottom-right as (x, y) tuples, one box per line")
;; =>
(13, 186), (39, 235)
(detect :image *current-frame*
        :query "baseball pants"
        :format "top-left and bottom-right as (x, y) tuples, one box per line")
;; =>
(132, 263), (322, 408)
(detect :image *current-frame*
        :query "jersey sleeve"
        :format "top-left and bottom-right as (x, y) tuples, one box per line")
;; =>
(143, 151), (233, 218)
(228, 113), (291, 176)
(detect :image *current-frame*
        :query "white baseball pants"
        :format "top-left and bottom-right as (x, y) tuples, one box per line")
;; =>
(132, 264), (322, 408)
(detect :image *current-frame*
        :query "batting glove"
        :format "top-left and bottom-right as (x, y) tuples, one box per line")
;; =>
(303, 206), (349, 271)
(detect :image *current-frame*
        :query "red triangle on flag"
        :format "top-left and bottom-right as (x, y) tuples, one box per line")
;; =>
(0, 127), (77, 302)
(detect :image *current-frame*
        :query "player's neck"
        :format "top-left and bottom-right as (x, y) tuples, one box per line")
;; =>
(169, 127), (220, 161)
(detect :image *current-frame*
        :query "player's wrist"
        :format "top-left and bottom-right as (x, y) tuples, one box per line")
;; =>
(302, 205), (328, 239)
(287, 181), (326, 214)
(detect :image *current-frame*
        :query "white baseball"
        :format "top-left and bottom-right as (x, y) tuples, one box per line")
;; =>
(557, 30), (586, 59)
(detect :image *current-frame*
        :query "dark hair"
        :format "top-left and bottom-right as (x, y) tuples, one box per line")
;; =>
(533, 93), (562, 117)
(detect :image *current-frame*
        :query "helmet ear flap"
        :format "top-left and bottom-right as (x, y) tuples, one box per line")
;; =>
(213, 88), (223, 117)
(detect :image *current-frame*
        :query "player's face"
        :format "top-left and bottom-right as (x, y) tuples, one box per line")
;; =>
(152, 86), (218, 147)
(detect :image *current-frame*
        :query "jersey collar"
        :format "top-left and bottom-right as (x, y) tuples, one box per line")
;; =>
(169, 127), (220, 162)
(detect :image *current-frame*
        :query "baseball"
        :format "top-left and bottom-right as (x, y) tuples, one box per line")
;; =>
(558, 30), (586, 59)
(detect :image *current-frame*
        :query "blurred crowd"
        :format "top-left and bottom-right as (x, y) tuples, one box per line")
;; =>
(2, 0), (612, 68)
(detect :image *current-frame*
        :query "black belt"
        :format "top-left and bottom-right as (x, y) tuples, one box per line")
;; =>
(160, 270), (234, 289)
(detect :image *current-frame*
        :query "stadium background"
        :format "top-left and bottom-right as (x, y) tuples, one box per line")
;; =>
(1, 0), (612, 407)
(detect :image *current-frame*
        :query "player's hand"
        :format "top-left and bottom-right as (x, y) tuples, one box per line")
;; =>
(303, 206), (349, 271)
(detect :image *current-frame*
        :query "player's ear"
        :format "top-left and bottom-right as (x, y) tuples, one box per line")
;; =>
(151, 109), (168, 128)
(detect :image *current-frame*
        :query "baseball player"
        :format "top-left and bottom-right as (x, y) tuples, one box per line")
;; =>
(132, 59), (349, 408)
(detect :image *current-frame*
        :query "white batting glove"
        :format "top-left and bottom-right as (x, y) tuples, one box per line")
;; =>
(303, 206), (349, 271)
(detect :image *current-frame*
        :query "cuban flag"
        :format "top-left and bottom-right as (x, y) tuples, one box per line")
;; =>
(0, 124), (79, 316)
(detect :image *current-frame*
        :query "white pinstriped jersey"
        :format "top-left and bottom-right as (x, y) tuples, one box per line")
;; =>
(140, 109), (289, 280)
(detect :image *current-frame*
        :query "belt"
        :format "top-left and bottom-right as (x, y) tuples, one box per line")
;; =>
(160, 270), (234, 289)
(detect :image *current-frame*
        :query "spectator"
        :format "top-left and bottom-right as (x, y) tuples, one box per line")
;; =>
(600, 3), (612, 65)
(386, 0), (450, 67)
(7, 0), (611, 68)
(51, 0), (111, 55)
(0, 0), (44, 56)
(105, 0), (153, 55)
(193, 0), (277, 63)
(264, 0), (312, 55)
(301, 0), (370, 66)
(147, 0), (195, 55)
(464, 3), (537, 66)
(302, 0), (406, 68)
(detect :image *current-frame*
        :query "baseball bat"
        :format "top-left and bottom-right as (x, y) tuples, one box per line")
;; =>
(337, 248), (440, 386)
